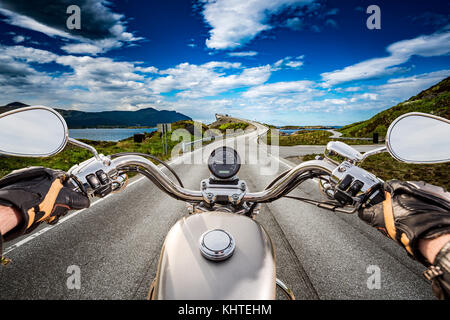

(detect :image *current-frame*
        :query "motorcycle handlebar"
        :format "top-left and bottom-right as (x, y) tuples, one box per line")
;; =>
(110, 155), (337, 204)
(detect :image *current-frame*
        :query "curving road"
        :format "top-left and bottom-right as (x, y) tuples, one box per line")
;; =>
(0, 121), (434, 300)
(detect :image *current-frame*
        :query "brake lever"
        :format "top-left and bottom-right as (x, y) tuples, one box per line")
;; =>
(284, 195), (358, 214)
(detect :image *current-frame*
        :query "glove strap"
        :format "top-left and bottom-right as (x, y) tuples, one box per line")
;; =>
(383, 192), (397, 240)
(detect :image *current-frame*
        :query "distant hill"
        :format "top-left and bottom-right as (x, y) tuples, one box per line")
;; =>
(339, 77), (450, 137)
(0, 102), (191, 128)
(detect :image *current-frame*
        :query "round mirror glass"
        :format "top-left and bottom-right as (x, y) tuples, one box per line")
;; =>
(387, 113), (450, 163)
(0, 107), (68, 157)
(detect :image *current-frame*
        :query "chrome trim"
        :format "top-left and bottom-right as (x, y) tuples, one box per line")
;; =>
(326, 141), (363, 163)
(0, 106), (68, 157)
(386, 112), (450, 164)
(276, 278), (295, 300)
(68, 137), (101, 161)
(243, 160), (337, 202)
(111, 155), (203, 201)
(360, 146), (387, 161)
(199, 229), (235, 261)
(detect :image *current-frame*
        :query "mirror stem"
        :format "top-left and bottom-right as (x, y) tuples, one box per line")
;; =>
(360, 146), (387, 161)
(68, 138), (101, 161)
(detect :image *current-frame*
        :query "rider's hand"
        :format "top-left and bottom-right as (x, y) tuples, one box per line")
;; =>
(359, 180), (450, 300)
(358, 180), (450, 264)
(0, 167), (90, 241)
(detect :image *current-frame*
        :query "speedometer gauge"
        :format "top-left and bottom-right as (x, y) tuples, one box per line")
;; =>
(208, 147), (241, 179)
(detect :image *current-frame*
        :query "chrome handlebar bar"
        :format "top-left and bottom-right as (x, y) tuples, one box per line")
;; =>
(111, 155), (204, 201)
(243, 160), (336, 202)
(109, 155), (337, 204)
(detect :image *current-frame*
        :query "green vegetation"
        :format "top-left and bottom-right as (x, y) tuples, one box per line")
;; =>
(217, 122), (249, 133)
(302, 153), (449, 190)
(339, 77), (450, 138)
(265, 129), (375, 146)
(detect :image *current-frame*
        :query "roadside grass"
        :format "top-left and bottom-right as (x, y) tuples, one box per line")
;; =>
(302, 153), (449, 190)
(218, 122), (249, 132)
(265, 129), (377, 146)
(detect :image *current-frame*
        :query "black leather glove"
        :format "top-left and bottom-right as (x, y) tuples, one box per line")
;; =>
(0, 167), (90, 241)
(359, 180), (450, 300)
(359, 180), (450, 264)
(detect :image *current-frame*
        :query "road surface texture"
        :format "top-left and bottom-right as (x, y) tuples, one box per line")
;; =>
(0, 121), (434, 300)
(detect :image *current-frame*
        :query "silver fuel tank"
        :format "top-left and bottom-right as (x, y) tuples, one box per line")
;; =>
(149, 211), (276, 299)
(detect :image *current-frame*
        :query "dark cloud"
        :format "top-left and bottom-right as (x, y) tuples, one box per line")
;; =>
(0, 58), (36, 86)
(0, 0), (127, 40)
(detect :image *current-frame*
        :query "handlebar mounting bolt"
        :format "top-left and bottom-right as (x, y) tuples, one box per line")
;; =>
(207, 193), (214, 199)
(240, 182), (246, 191)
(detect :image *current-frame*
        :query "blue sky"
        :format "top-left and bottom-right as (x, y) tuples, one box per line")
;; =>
(0, 0), (449, 125)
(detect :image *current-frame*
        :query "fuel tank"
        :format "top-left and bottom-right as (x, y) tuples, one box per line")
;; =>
(149, 211), (276, 299)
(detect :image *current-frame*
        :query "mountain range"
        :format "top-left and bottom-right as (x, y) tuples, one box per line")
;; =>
(0, 102), (191, 128)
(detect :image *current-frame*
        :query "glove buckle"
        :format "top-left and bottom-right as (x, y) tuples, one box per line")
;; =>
(423, 265), (444, 281)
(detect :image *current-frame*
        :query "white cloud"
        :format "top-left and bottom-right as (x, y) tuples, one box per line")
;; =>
(228, 51), (259, 57)
(0, 45), (58, 64)
(12, 35), (27, 43)
(201, 0), (314, 50)
(349, 93), (377, 102)
(243, 80), (314, 98)
(321, 30), (450, 86)
(344, 86), (361, 92)
(135, 66), (159, 74)
(323, 98), (347, 105)
(61, 43), (103, 55)
(372, 69), (450, 100)
(273, 55), (304, 70)
(150, 61), (271, 98)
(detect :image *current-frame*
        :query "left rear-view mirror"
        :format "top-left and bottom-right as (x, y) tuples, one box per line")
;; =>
(0, 106), (68, 157)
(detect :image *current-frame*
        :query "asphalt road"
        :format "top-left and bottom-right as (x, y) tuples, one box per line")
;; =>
(0, 123), (434, 300)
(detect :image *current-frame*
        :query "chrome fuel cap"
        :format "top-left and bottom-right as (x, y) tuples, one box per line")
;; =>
(199, 229), (235, 261)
